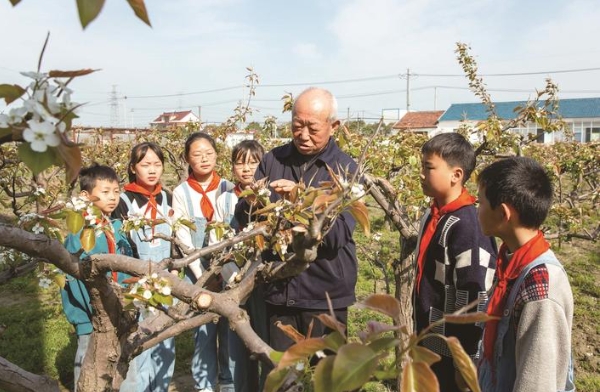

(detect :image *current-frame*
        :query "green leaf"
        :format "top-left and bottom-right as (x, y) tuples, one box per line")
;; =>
(53, 274), (66, 289)
(66, 211), (85, 234)
(0, 83), (26, 104)
(80, 227), (96, 252)
(264, 367), (289, 392)
(358, 294), (401, 323)
(408, 155), (418, 166)
(276, 337), (327, 369)
(313, 355), (335, 392)
(331, 343), (379, 392)
(0, 127), (12, 139)
(323, 331), (346, 352)
(401, 361), (439, 392)
(445, 336), (481, 392)
(181, 219), (197, 231)
(126, 0), (151, 26)
(152, 292), (173, 306)
(17, 143), (57, 176)
(367, 336), (400, 353)
(76, 0), (106, 29)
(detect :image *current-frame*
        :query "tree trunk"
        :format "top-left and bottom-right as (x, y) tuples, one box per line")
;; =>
(394, 235), (417, 392)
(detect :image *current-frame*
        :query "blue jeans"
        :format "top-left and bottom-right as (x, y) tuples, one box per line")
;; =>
(186, 268), (235, 390)
(191, 317), (234, 390)
(135, 336), (176, 392)
(73, 334), (91, 392)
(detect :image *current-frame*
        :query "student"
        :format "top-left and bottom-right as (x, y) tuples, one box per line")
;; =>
(60, 163), (133, 392)
(477, 156), (574, 392)
(221, 139), (266, 392)
(113, 142), (176, 392)
(413, 133), (497, 391)
(172, 132), (235, 392)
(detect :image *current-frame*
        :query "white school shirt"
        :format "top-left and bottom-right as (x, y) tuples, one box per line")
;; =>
(172, 179), (235, 279)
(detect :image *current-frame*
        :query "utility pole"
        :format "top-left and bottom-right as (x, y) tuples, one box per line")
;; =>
(406, 68), (411, 112)
(198, 106), (202, 129)
(109, 85), (119, 127)
(347, 107), (350, 124)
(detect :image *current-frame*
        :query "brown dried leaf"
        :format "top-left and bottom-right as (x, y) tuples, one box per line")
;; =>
(49, 69), (99, 78)
(445, 336), (481, 392)
(349, 200), (370, 236)
(444, 311), (498, 325)
(275, 321), (305, 343)
(401, 361), (440, 392)
(409, 345), (442, 366)
(276, 337), (327, 369)
(358, 294), (401, 323)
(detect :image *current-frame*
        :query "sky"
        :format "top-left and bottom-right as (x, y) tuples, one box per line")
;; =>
(2, 0), (600, 128)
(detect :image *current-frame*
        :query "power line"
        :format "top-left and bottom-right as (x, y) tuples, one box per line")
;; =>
(416, 67), (600, 77)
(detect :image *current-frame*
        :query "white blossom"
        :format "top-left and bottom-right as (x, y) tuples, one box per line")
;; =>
(258, 188), (271, 197)
(38, 277), (52, 289)
(372, 232), (382, 242)
(142, 290), (153, 300)
(20, 71), (47, 80)
(160, 286), (172, 296)
(66, 197), (87, 211)
(18, 213), (41, 224)
(24, 96), (53, 121)
(32, 223), (44, 234)
(23, 119), (60, 152)
(7, 107), (28, 124)
(151, 273), (158, 280)
(0, 114), (8, 128)
(351, 183), (366, 199)
(34, 187), (46, 196)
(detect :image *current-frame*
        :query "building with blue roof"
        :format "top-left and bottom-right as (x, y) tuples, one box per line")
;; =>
(437, 97), (600, 143)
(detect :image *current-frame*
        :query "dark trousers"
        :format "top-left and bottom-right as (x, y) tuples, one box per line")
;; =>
(266, 304), (348, 352)
(431, 355), (463, 392)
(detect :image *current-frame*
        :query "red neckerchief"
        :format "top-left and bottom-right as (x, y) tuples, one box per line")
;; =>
(483, 230), (549, 362)
(123, 182), (163, 222)
(186, 171), (221, 221)
(416, 188), (476, 293)
(234, 183), (243, 197)
(100, 216), (118, 282)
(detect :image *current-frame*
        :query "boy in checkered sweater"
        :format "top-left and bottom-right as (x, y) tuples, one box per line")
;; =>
(413, 133), (497, 391)
(476, 157), (574, 392)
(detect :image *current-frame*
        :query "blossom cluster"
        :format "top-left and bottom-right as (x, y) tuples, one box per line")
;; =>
(65, 196), (88, 212)
(125, 273), (173, 315)
(0, 72), (77, 153)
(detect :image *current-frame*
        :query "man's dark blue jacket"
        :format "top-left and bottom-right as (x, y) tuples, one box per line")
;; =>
(235, 138), (359, 309)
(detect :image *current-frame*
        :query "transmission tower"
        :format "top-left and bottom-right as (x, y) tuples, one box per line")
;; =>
(110, 85), (119, 127)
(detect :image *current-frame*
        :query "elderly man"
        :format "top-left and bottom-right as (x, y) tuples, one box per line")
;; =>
(235, 87), (359, 351)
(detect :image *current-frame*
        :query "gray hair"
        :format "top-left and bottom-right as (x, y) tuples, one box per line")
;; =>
(293, 87), (338, 122)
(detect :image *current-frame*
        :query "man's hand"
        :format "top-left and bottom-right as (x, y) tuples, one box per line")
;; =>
(270, 179), (297, 195)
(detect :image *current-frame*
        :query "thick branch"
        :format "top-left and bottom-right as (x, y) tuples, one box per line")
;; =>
(0, 357), (59, 392)
(364, 174), (417, 241)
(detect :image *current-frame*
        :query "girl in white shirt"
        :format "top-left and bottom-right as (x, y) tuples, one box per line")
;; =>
(172, 132), (235, 392)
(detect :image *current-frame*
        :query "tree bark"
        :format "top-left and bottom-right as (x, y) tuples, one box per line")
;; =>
(0, 357), (59, 392)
